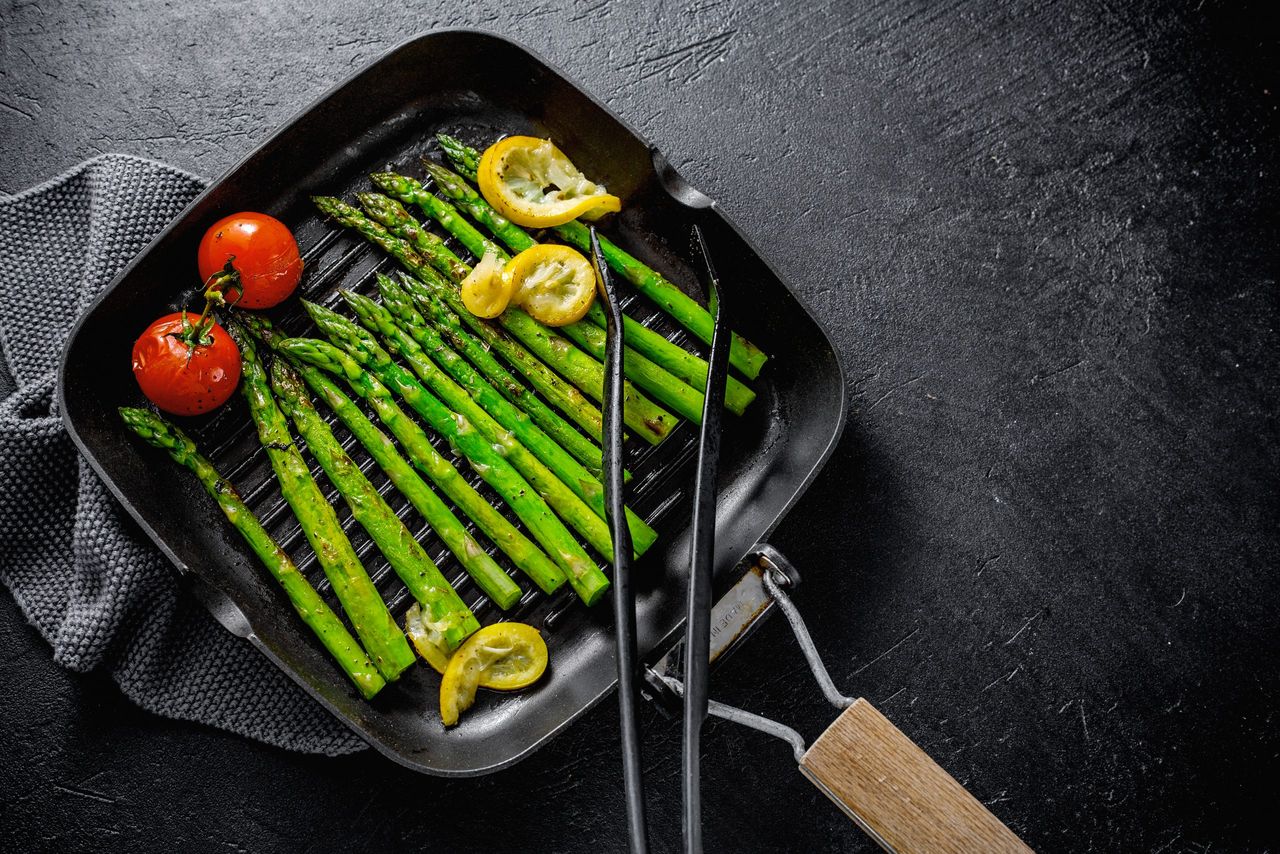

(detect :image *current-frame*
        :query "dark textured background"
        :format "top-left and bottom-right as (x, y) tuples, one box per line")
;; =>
(2, 1), (1277, 851)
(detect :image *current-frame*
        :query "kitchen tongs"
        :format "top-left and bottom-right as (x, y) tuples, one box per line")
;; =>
(593, 224), (729, 854)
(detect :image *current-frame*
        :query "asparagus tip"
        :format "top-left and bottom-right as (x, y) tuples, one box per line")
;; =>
(118, 405), (149, 429)
(337, 289), (366, 311)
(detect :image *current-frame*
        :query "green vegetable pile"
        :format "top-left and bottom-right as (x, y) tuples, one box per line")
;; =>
(120, 134), (769, 702)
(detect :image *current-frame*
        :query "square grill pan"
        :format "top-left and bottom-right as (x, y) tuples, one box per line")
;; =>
(57, 29), (847, 776)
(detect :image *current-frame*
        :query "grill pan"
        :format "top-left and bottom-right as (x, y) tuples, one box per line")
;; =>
(56, 29), (846, 777)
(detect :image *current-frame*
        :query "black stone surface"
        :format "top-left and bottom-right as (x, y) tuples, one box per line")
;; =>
(2, 1), (1276, 851)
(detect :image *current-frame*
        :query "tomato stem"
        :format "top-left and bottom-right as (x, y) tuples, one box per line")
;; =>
(167, 260), (242, 364)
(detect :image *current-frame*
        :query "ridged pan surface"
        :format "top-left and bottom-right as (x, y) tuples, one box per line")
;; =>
(57, 30), (846, 775)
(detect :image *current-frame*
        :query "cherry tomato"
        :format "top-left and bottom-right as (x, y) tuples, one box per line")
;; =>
(197, 212), (303, 309)
(132, 313), (241, 416)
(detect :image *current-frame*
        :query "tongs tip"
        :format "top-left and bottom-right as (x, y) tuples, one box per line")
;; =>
(689, 224), (721, 318)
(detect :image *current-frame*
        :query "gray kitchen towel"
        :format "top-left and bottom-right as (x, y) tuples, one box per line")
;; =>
(0, 154), (366, 756)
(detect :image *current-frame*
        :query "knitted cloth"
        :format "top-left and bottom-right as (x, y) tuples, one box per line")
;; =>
(0, 154), (366, 755)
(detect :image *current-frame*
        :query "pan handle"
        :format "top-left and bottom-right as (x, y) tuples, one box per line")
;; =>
(646, 545), (1033, 854)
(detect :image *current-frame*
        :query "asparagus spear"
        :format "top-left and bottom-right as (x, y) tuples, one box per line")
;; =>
(270, 357), (481, 650)
(302, 298), (611, 607)
(240, 313), (522, 609)
(366, 178), (707, 423)
(343, 283), (657, 556)
(311, 196), (678, 444)
(418, 161), (756, 415)
(228, 322), (414, 681)
(335, 290), (617, 558)
(438, 133), (769, 380)
(376, 271), (605, 476)
(356, 195), (606, 442)
(436, 132), (480, 180)
(119, 407), (386, 700)
(350, 188), (679, 443)
(276, 336), (567, 597)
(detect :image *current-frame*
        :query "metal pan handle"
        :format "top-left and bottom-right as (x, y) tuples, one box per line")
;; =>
(646, 546), (1033, 854)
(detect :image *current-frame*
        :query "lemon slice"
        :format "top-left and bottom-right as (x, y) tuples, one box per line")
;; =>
(460, 249), (512, 318)
(405, 603), (453, 675)
(504, 244), (596, 327)
(477, 136), (621, 228)
(439, 622), (548, 727)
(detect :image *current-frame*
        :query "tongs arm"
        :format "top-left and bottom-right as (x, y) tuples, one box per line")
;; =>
(681, 224), (733, 854)
(591, 228), (648, 853)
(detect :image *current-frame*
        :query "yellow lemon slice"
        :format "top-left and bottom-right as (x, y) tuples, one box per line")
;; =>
(477, 136), (621, 228)
(459, 249), (512, 318)
(439, 622), (549, 727)
(504, 243), (596, 327)
(404, 603), (454, 675)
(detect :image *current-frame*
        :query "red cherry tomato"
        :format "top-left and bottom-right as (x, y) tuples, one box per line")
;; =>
(132, 313), (241, 416)
(197, 212), (303, 309)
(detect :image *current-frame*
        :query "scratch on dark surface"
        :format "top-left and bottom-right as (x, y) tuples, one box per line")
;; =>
(621, 31), (737, 83)
(50, 782), (116, 805)
(0, 99), (37, 120)
(983, 664), (1022, 692)
(568, 0), (610, 21)
(851, 366), (884, 395)
(1080, 701), (1090, 741)
(854, 627), (920, 675)
(866, 374), (926, 412)
(1031, 358), (1086, 384)
(976, 554), (1002, 576)
(1004, 609), (1044, 645)
(1152, 834), (1183, 854)
(1172, 587), (1187, 607)
(881, 686), (907, 704)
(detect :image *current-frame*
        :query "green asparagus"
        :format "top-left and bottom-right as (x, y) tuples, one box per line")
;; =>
(318, 195), (672, 444)
(276, 336), (566, 597)
(367, 176), (707, 422)
(419, 160), (756, 415)
(239, 313), (522, 609)
(228, 322), (414, 681)
(318, 194), (618, 443)
(376, 271), (605, 476)
(355, 195), (607, 442)
(350, 188), (678, 443)
(437, 133), (768, 380)
(301, 299), (610, 606)
(344, 283), (657, 556)
(436, 132), (480, 181)
(119, 407), (386, 700)
(270, 358), (481, 650)
(403, 270), (607, 440)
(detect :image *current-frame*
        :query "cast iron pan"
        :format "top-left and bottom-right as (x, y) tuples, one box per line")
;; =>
(57, 29), (847, 776)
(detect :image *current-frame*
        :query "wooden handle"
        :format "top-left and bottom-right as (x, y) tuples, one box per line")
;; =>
(799, 699), (1032, 854)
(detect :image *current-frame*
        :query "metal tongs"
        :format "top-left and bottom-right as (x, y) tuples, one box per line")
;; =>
(680, 225), (732, 853)
(592, 227), (649, 852)
(592, 224), (730, 854)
